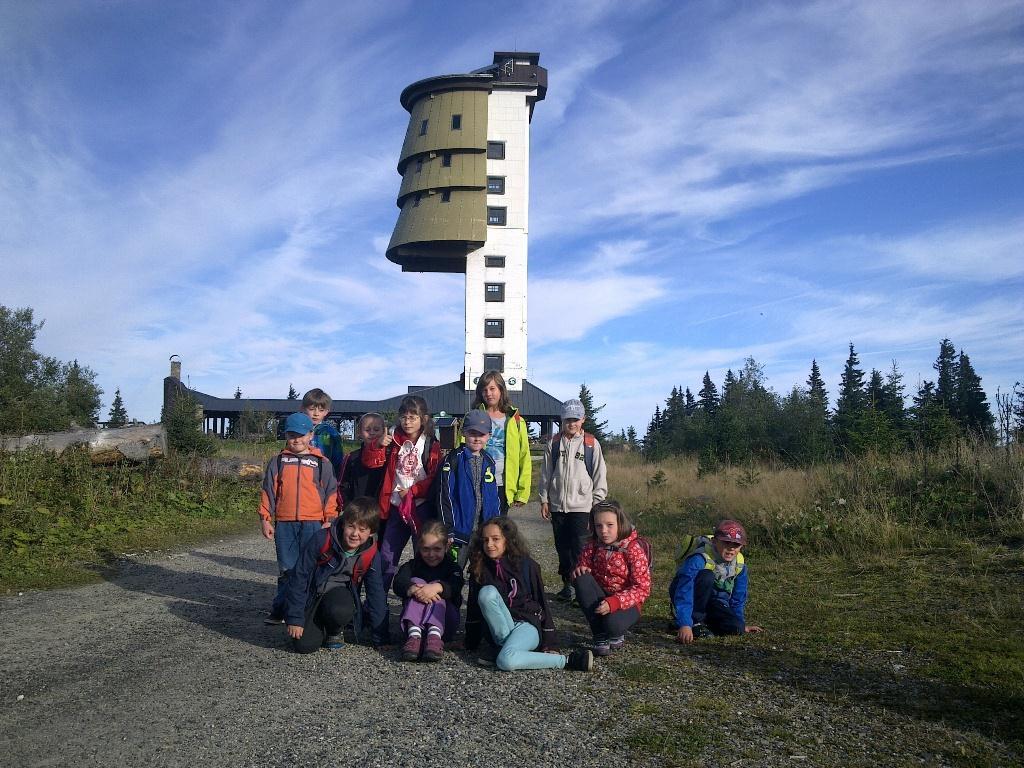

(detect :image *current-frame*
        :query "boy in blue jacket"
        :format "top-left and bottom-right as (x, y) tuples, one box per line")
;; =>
(669, 519), (763, 643)
(284, 497), (389, 652)
(439, 410), (501, 565)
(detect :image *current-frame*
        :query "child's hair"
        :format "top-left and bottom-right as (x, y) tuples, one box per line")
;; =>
(397, 395), (434, 438)
(590, 499), (634, 541)
(356, 411), (385, 433)
(302, 388), (332, 410)
(468, 516), (529, 583)
(418, 519), (450, 545)
(341, 496), (380, 533)
(471, 370), (511, 413)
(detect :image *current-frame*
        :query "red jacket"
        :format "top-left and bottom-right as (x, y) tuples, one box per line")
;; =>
(576, 529), (651, 613)
(365, 430), (441, 520)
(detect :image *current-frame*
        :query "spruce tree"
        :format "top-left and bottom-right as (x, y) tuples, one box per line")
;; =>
(955, 351), (994, 439)
(806, 359), (829, 414)
(881, 361), (907, 430)
(697, 372), (719, 416)
(62, 360), (103, 427)
(626, 425), (638, 448)
(107, 388), (129, 427)
(835, 343), (868, 450)
(234, 387), (242, 399)
(933, 338), (958, 418)
(578, 383), (608, 440)
(911, 380), (957, 448)
(287, 384), (299, 400)
(684, 387), (696, 416)
(867, 369), (885, 409)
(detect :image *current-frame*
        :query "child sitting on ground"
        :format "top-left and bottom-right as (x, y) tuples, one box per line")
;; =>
(258, 411), (338, 625)
(465, 516), (593, 673)
(439, 409), (501, 566)
(338, 412), (391, 509)
(301, 388), (345, 479)
(392, 520), (464, 662)
(284, 497), (389, 653)
(669, 519), (763, 643)
(571, 499), (650, 656)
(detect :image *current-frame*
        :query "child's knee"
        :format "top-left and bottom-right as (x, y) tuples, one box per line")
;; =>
(478, 585), (501, 606)
(495, 647), (516, 672)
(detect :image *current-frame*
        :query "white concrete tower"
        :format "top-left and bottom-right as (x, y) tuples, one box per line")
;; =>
(387, 52), (547, 392)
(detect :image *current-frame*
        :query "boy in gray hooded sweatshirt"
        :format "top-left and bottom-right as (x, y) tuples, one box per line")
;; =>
(539, 398), (608, 601)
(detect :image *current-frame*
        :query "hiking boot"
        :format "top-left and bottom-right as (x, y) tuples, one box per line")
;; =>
(422, 633), (444, 662)
(556, 583), (575, 602)
(608, 635), (626, 651)
(566, 648), (594, 672)
(323, 634), (344, 650)
(476, 644), (498, 667)
(263, 612), (285, 625)
(591, 636), (611, 657)
(692, 623), (715, 639)
(401, 633), (423, 662)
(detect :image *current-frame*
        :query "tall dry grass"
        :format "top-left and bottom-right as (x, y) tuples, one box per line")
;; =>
(609, 440), (1024, 558)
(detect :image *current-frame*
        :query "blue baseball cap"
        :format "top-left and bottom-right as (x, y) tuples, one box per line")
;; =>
(462, 410), (492, 435)
(284, 412), (314, 435)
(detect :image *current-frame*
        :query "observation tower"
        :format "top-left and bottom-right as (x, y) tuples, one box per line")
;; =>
(387, 51), (548, 392)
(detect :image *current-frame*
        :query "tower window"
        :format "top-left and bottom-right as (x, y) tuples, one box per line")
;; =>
(485, 283), (505, 302)
(486, 141), (505, 160)
(416, 158), (423, 173)
(487, 176), (505, 194)
(442, 153), (452, 167)
(484, 354), (504, 372)
(419, 119), (428, 136)
(451, 114), (462, 130)
(412, 193), (421, 207)
(441, 190), (451, 203)
(485, 256), (506, 268)
(485, 319), (505, 338)
(487, 207), (507, 226)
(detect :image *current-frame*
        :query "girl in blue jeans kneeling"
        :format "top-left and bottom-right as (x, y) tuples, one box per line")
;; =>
(465, 516), (592, 673)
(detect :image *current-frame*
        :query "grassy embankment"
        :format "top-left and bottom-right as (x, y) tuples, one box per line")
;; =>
(600, 444), (1024, 765)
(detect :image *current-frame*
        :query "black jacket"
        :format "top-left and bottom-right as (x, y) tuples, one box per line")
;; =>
(338, 446), (387, 508)
(465, 556), (556, 651)
(392, 554), (464, 607)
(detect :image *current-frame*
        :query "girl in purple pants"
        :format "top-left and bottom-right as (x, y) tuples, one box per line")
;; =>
(392, 521), (464, 662)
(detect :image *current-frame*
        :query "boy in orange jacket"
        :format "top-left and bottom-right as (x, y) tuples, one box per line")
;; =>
(259, 412), (339, 624)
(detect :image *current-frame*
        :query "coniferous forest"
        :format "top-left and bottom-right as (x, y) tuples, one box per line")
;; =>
(640, 339), (1018, 467)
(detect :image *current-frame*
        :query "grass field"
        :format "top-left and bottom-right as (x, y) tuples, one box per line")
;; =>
(604, 447), (1024, 765)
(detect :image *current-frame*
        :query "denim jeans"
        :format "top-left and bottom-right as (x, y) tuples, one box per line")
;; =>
(271, 520), (323, 616)
(477, 585), (565, 671)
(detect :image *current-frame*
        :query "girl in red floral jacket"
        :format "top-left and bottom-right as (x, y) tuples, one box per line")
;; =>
(570, 499), (651, 656)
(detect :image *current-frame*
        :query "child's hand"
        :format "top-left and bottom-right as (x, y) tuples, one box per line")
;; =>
(570, 565), (591, 579)
(397, 488), (409, 499)
(261, 520), (275, 540)
(594, 600), (611, 616)
(321, 520), (332, 529)
(286, 624), (303, 640)
(379, 428), (393, 448)
(540, 502), (551, 520)
(676, 626), (694, 644)
(745, 625), (764, 633)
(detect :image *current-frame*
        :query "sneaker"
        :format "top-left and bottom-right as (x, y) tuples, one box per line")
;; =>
(608, 635), (626, 651)
(323, 634), (344, 650)
(402, 633), (423, 662)
(263, 612), (285, 625)
(566, 648), (594, 672)
(556, 583), (575, 601)
(693, 623), (715, 639)
(592, 640), (611, 657)
(422, 632), (444, 662)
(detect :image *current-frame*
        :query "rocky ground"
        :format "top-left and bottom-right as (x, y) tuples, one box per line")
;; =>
(1, 503), (1017, 767)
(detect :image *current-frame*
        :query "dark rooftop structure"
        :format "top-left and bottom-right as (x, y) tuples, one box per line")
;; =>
(163, 361), (565, 439)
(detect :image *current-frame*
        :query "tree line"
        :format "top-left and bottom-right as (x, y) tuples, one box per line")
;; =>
(1, 306), (130, 434)
(640, 340), (1019, 467)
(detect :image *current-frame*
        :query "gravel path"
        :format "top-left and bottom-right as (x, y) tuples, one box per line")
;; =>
(1, 503), (1017, 767)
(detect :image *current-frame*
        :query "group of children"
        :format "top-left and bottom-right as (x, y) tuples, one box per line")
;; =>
(258, 382), (760, 672)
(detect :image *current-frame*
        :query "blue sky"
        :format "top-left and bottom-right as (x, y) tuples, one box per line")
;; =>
(2, 0), (1022, 433)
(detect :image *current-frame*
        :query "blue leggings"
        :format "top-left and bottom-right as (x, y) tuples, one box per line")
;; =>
(477, 585), (566, 671)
